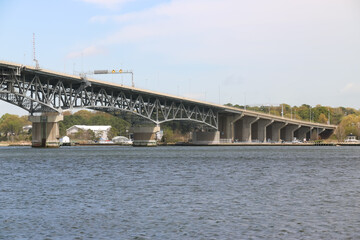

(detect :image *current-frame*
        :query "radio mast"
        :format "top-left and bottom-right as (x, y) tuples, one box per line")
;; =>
(33, 33), (39, 69)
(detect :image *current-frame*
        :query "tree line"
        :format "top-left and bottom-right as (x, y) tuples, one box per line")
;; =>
(224, 103), (357, 125)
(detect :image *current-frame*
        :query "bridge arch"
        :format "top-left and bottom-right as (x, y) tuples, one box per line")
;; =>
(0, 64), (219, 129)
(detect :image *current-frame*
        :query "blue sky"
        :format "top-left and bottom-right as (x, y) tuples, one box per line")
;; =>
(0, 0), (359, 116)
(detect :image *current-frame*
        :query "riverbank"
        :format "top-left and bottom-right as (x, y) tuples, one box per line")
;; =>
(0, 141), (31, 147)
(162, 142), (360, 147)
(1, 141), (359, 147)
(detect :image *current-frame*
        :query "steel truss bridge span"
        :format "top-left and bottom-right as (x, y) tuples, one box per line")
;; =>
(0, 61), (220, 128)
(0, 61), (337, 133)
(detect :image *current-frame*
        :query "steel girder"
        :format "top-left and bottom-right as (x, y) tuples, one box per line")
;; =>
(0, 66), (218, 129)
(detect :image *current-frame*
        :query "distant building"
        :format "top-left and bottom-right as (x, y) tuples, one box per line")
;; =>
(66, 125), (111, 140)
(22, 125), (32, 132)
(345, 134), (359, 143)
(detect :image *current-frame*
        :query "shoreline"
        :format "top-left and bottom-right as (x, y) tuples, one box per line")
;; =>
(1, 142), (359, 147)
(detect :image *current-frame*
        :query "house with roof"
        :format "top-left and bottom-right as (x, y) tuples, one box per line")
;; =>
(66, 125), (111, 140)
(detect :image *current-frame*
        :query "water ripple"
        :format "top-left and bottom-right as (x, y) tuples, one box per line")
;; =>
(1, 146), (360, 239)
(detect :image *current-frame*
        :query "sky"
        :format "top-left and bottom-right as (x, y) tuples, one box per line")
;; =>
(0, 0), (359, 116)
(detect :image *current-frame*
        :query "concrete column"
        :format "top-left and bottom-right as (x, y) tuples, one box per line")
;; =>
(282, 124), (300, 142)
(231, 114), (244, 142)
(192, 131), (220, 145)
(256, 119), (273, 142)
(239, 116), (258, 142)
(29, 113), (63, 148)
(317, 128), (326, 137)
(295, 126), (312, 142)
(319, 128), (333, 139)
(270, 122), (287, 143)
(131, 126), (160, 146)
(218, 114), (237, 140)
(310, 128), (326, 141)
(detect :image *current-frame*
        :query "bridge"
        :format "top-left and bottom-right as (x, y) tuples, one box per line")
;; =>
(0, 61), (336, 147)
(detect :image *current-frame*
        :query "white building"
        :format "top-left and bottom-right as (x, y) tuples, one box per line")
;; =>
(66, 125), (111, 140)
(22, 125), (32, 132)
(345, 134), (359, 143)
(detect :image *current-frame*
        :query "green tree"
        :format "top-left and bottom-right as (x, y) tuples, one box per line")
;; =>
(0, 114), (24, 135)
(107, 127), (118, 140)
(297, 104), (310, 121)
(317, 113), (328, 124)
(335, 114), (360, 140)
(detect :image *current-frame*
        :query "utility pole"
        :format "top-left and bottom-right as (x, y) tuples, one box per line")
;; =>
(218, 85), (220, 104)
(244, 92), (246, 110)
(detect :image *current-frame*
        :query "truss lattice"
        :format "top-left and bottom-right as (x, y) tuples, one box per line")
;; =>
(0, 66), (219, 129)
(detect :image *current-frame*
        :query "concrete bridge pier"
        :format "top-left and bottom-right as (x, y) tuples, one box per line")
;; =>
(218, 113), (243, 142)
(243, 116), (259, 142)
(310, 128), (326, 141)
(218, 114), (235, 140)
(29, 113), (63, 148)
(319, 128), (333, 139)
(131, 126), (160, 146)
(269, 122), (287, 142)
(192, 130), (220, 144)
(235, 116), (259, 142)
(281, 124), (300, 142)
(294, 126), (312, 142)
(255, 119), (273, 142)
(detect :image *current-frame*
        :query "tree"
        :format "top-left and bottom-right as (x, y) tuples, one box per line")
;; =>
(335, 114), (360, 140)
(0, 114), (24, 135)
(335, 124), (346, 141)
(297, 105), (310, 121)
(318, 113), (328, 124)
(107, 127), (118, 140)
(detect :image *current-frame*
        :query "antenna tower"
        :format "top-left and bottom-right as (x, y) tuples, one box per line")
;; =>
(33, 33), (39, 69)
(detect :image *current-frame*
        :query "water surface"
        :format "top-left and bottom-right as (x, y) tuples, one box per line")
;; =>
(1, 146), (360, 239)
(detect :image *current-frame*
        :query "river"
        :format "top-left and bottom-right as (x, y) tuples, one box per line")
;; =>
(1, 146), (360, 239)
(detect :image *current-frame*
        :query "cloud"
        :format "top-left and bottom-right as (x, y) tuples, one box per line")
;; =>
(88, 0), (360, 66)
(66, 45), (107, 59)
(79, 0), (133, 9)
(340, 83), (360, 94)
